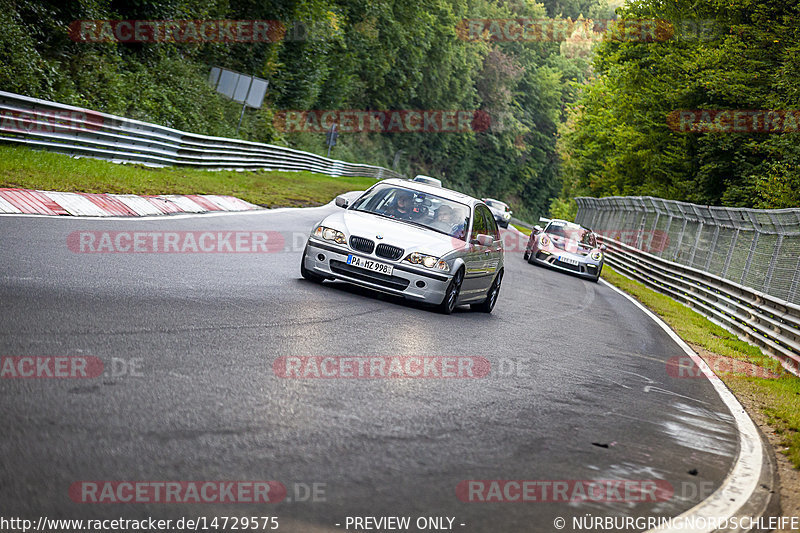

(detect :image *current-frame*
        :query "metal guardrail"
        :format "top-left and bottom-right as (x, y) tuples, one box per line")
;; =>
(576, 196), (800, 305)
(0, 90), (404, 179)
(596, 232), (800, 377)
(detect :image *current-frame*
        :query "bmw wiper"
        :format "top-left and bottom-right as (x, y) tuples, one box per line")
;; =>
(396, 219), (437, 231)
(358, 210), (394, 220)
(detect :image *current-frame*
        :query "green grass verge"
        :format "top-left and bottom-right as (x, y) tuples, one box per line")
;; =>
(0, 145), (380, 208)
(512, 223), (531, 236)
(601, 265), (800, 468)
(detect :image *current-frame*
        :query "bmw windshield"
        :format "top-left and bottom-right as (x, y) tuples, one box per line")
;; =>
(350, 184), (471, 240)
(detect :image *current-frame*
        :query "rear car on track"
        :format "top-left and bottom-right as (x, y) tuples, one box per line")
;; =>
(523, 219), (605, 282)
(301, 179), (504, 314)
(411, 174), (443, 187)
(483, 198), (512, 228)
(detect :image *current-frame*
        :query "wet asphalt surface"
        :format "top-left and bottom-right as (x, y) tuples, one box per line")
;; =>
(0, 202), (739, 532)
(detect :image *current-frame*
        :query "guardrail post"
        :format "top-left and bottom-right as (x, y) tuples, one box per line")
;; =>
(672, 218), (688, 262)
(646, 211), (660, 253)
(660, 215), (673, 259)
(789, 255), (800, 304)
(763, 234), (783, 293)
(705, 225), (720, 271)
(636, 213), (646, 249)
(688, 222), (703, 266)
(591, 206), (601, 230)
(615, 205), (626, 240)
(721, 229), (738, 279)
(741, 232), (760, 285)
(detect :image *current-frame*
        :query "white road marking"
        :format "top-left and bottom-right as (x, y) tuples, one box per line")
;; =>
(600, 279), (764, 533)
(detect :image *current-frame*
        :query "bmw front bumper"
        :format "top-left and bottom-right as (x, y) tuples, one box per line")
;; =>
(303, 238), (452, 303)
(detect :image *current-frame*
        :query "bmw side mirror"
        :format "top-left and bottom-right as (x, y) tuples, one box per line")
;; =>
(470, 234), (493, 246)
(335, 195), (349, 208)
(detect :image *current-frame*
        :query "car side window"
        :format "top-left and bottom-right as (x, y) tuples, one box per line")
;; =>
(482, 206), (500, 240)
(471, 205), (487, 238)
(474, 205), (497, 240)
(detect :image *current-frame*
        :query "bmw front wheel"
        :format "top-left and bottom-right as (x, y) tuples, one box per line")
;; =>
(438, 268), (464, 314)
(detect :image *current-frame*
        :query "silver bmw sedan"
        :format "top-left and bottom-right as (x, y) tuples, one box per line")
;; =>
(300, 179), (505, 314)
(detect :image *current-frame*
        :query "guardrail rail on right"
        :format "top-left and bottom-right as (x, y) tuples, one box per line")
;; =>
(576, 196), (800, 376)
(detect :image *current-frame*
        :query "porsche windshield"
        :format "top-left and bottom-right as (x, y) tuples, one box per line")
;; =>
(546, 222), (597, 247)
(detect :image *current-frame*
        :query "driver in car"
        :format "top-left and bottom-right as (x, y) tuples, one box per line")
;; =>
(386, 190), (421, 220)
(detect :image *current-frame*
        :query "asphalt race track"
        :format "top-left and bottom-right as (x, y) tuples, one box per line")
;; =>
(0, 202), (741, 532)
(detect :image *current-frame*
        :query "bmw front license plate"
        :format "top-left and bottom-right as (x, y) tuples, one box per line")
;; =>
(558, 255), (580, 266)
(347, 255), (394, 276)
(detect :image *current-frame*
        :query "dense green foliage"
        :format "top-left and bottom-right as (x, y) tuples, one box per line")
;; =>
(556, 0), (800, 214)
(0, 0), (612, 221)
(3, 0), (793, 220)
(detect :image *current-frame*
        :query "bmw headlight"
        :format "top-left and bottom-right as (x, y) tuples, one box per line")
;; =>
(591, 250), (603, 261)
(314, 226), (347, 245)
(405, 252), (450, 271)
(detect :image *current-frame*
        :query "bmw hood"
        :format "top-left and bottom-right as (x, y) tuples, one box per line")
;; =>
(317, 210), (462, 258)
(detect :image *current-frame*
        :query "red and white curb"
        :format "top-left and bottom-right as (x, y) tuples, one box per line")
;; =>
(0, 188), (259, 217)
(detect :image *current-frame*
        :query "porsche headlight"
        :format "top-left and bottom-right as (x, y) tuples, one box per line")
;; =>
(539, 234), (551, 247)
(405, 252), (450, 271)
(591, 250), (603, 261)
(313, 226), (346, 245)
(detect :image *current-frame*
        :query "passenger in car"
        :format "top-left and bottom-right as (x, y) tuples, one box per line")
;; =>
(434, 205), (467, 239)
